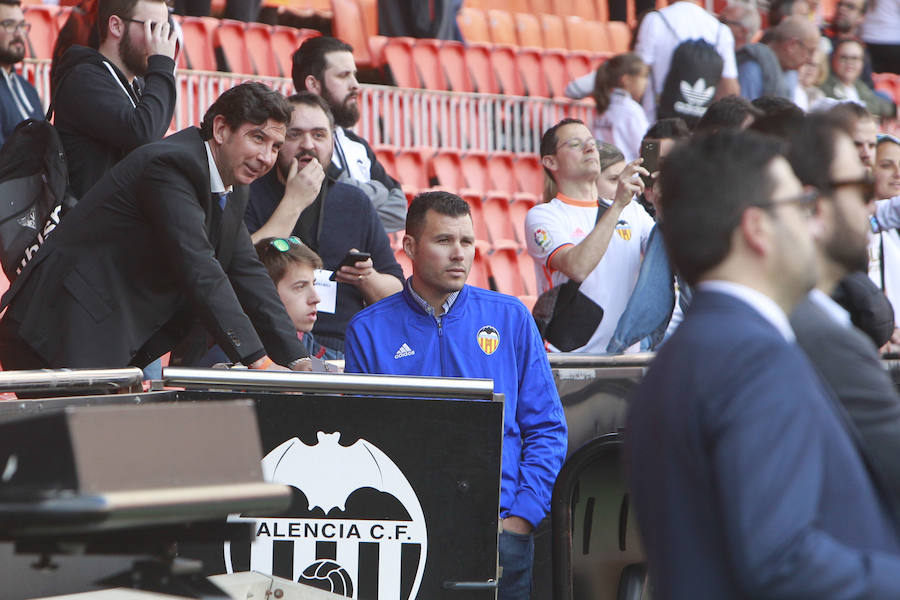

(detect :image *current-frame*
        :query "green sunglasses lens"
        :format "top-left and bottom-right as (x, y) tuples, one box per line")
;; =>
(271, 239), (290, 252)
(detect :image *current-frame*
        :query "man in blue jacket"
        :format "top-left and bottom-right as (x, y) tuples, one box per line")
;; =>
(344, 191), (568, 600)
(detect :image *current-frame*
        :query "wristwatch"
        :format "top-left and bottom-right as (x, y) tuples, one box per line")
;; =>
(288, 357), (312, 370)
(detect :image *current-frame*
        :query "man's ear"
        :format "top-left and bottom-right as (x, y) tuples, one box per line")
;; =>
(739, 206), (770, 256)
(305, 75), (322, 95)
(541, 154), (557, 173)
(211, 114), (230, 145)
(402, 233), (415, 261)
(106, 15), (124, 41)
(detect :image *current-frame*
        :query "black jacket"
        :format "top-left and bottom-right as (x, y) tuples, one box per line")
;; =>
(0, 128), (307, 368)
(51, 45), (176, 199)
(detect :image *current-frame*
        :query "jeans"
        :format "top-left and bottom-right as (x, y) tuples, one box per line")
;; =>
(498, 529), (534, 600)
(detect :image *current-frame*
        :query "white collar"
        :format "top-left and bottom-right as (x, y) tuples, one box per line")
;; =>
(204, 141), (231, 195)
(697, 280), (796, 342)
(807, 288), (852, 328)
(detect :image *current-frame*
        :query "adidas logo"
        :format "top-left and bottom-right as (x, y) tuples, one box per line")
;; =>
(394, 343), (416, 359)
(675, 78), (715, 117)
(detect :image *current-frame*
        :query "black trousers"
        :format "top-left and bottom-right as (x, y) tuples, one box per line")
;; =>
(0, 317), (48, 371)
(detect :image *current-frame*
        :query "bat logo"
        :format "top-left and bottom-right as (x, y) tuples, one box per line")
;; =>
(224, 432), (428, 599)
(477, 325), (500, 356)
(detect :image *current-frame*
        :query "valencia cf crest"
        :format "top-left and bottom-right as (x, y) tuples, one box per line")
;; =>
(477, 326), (500, 355)
(615, 220), (632, 241)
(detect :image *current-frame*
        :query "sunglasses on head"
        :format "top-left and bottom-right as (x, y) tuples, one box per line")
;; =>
(269, 236), (303, 252)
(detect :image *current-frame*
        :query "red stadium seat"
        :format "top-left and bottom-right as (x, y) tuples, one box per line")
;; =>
(411, 39), (448, 91)
(510, 195), (537, 248)
(518, 294), (537, 312)
(514, 154), (545, 196)
(214, 19), (253, 74)
(457, 7), (491, 44)
(487, 9), (518, 46)
(245, 23), (280, 77)
(555, 0), (596, 21)
(483, 195), (519, 248)
(384, 37), (419, 88)
(271, 27), (320, 81)
(373, 145), (399, 181)
(465, 43), (500, 94)
(564, 16), (591, 52)
(594, 0), (610, 22)
(491, 45), (525, 96)
(514, 12), (544, 48)
(538, 13), (567, 50)
(517, 250), (539, 296)
(542, 49), (569, 98)
(394, 149), (430, 194)
(181, 16), (218, 72)
(606, 21), (632, 52)
(584, 19), (613, 53)
(461, 151), (491, 195)
(517, 48), (549, 97)
(469, 247), (491, 290)
(531, 0), (555, 14)
(431, 149), (465, 192)
(488, 247), (527, 296)
(565, 50), (595, 82)
(488, 151), (519, 195)
(439, 41), (474, 93)
(357, 0), (378, 37)
(331, 0), (380, 68)
(23, 5), (58, 60)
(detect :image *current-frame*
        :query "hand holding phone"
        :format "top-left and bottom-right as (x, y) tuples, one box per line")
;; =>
(329, 250), (372, 281)
(640, 139), (660, 189)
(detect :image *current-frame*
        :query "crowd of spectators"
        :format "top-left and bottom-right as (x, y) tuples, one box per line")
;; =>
(0, 0), (900, 595)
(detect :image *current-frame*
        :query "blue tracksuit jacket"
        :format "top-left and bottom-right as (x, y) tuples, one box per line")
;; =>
(344, 283), (568, 528)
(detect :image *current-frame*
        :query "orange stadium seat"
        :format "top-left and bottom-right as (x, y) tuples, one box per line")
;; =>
(465, 0), (487, 7)
(463, 192), (492, 248)
(461, 151), (491, 195)
(394, 149), (430, 194)
(465, 43), (500, 94)
(518, 294), (537, 312)
(565, 50), (594, 81)
(510, 195), (537, 247)
(585, 19), (613, 52)
(357, 0), (377, 37)
(271, 27), (319, 80)
(538, 14), (567, 50)
(431, 149), (465, 191)
(457, 7), (491, 44)
(245, 23), (280, 77)
(531, 0), (554, 14)
(483, 195), (519, 248)
(594, 0), (609, 22)
(514, 12), (543, 48)
(439, 41), (474, 92)
(517, 48), (549, 97)
(384, 37), (419, 88)
(488, 247), (527, 296)
(542, 49), (569, 97)
(411, 39), (448, 90)
(491, 45), (525, 96)
(873, 73), (900, 104)
(487, 9), (518, 46)
(510, 0), (533, 12)
(514, 154), (545, 195)
(23, 5), (57, 60)
(555, 0), (596, 21)
(488, 151), (519, 195)
(215, 20), (254, 74)
(181, 16), (218, 72)
(517, 249), (538, 295)
(331, 0), (379, 68)
(564, 16), (591, 52)
(606, 21), (632, 52)
(373, 145), (399, 181)
(470, 247), (491, 290)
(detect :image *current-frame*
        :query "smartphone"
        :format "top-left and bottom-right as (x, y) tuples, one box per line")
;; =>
(640, 139), (660, 189)
(329, 251), (372, 281)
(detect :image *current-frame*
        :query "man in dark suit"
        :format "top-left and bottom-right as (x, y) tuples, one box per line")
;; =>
(625, 130), (900, 598)
(788, 114), (900, 507)
(0, 82), (312, 372)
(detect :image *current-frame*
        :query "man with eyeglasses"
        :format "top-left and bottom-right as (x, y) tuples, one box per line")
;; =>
(786, 113), (900, 514)
(524, 118), (649, 352)
(626, 128), (900, 598)
(738, 15), (821, 104)
(0, 0), (42, 148)
(50, 0), (176, 199)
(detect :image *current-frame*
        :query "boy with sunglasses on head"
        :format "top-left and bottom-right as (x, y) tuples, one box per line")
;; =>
(199, 236), (334, 366)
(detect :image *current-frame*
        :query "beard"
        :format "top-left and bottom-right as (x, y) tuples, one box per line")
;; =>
(321, 86), (359, 128)
(0, 37), (25, 64)
(119, 26), (148, 77)
(826, 209), (871, 274)
(279, 149), (319, 179)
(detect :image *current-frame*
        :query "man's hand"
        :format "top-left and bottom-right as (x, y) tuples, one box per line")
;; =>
(614, 158), (648, 208)
(502, 516), (533, 535)
(145, 19), (177, 60)
(333, 247), (375, 287)
(284, 157), (325, 211)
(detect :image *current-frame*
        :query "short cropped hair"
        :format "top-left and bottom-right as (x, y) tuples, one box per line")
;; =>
(749, 96), (805, 139)
(199, 83), (293, 141)
(827, 99), (874, 127)
(695, 95), (763, 134)
(598, 141), (625, 171)
(539, 118), (585, 182)
(659, 130), (787, 286)
(644, 118), (691, 141)
(0, 0), (22, 6)
(787, 113), (853, 190)
(406, 191), (472, 239)
(292, 36), (354, 92)
(255, 237), (323, 285)
(97, 0), (165, 43)
(286, 91), (335, 129)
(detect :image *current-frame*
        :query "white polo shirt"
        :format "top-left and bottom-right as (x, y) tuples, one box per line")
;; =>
(524, 193), (655, 353)
(634, 0), (738, 121)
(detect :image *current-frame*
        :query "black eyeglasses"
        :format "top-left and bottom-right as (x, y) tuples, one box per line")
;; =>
(269, 236), (303, 252)
(0, 20), (30, 34)
(121, 17), (159, 32)
(825, 174), (876, 203)
(751, 188), (821, 217)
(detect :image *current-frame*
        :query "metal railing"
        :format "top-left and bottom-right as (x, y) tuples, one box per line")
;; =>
(0, 368), (144, 395)
(163, 366), (497, 400)
(22, 59), (595, 154)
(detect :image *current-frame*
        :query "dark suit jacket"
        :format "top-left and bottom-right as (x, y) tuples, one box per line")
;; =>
(626, 290), (900, 599)
(0, 127), (306, 369)
(792, 295), (900, 508)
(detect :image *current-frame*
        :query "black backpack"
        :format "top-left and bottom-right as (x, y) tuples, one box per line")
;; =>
(655, 11), (724, 127)
(0, 118), (76, 283)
